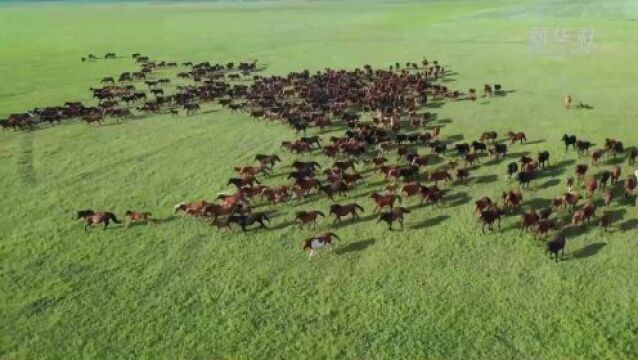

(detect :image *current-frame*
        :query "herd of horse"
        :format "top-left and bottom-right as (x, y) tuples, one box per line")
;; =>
(5, 52), (636, 261)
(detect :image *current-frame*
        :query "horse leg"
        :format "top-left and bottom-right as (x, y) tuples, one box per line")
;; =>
(103, 219), (110, 230)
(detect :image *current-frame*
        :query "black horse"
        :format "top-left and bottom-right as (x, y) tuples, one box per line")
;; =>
(561, 134), (577, 150)
(227, 213), (270, 231)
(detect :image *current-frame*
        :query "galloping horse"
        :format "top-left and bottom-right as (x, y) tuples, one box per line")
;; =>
(77, 211), (121, 231)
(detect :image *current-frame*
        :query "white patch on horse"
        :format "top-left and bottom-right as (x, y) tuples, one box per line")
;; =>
(311, 238), (327, 249)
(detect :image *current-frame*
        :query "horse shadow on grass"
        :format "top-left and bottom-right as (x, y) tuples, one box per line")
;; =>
(332, 213), (377, 229)
(412, 215), (450, 229)
(425, 102), (445, 109)
(569, 242), (606, 260)
(538, 178), (560, 190)
(562, 223), (594, 238)
(447, 134), (464, 142)
(524, 139), (545, 145)
(474, 174), (498, 184)
(604, 157), (625, 166)
(269, 220), (296, 231)
(619, 219), (638, 232)
(153, 215), (178, 224)
(336, 238), (375, 255)
(446, 192), (471, 207)
(525, 197), (552, 210)
(495, 89), (516, 97)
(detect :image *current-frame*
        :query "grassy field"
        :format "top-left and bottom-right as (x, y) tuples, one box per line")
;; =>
(2, 1), (638, 359)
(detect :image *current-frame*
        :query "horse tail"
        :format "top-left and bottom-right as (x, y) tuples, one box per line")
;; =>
(355, 204), (364, 213)
(144, 212), (152, 217)
(316, 211), (325, 217)
(397, 195), (403, 204)
(107, 212), (121, 224)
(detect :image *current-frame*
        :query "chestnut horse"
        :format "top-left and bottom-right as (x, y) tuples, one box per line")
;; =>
(370, 192), (401, 212)
(124, 211), (152, 226)
(507, 131), (527, 144)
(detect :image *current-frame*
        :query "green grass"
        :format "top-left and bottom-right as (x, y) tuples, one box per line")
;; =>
(2, 1), (638, 359)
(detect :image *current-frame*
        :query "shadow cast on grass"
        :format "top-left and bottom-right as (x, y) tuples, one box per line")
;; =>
(475, 174), (498, 184)
(569, 242), (606, 260)
(446, 192), (471, 207)
(336, 238), (375, 255)
(412, 215), (450, 229)
(619, 219), (638, 232)
(268, 220), (296, 231)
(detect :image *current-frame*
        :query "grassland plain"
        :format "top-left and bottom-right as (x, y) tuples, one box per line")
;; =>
(2, 0), (638, 359)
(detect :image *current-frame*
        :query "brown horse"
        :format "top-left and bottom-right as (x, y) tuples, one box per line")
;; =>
(475, 197), (493, 214)
(480, 131), (497, 143)
(201, 203), (239, 220)
(175, 200), (209, 216)
(520, 211), (539, 234)
(400, 182), (424, 197)
(82, 114), (104, 125)
(603, 189), (614, 207)
(479, 205), (502, 234)
(429, 170), (452, 185)
(124, 210), (152, 227)
(370, 192), (401, 212)
(507, 131), (527, 144)
(79, 211), (121, 231)
(329, 203), (364, 223)
(419, 185), (444, 206)
(502, 191), (523, 212)
(217, 192), (247, 208)
(625, 175), (637, 197)
(320, 181), (349, 202)
(295, 210), (325, 229)
(303, 232), (341, 259)
(377, 207), (410, 230)
(584, 178), (598, 197)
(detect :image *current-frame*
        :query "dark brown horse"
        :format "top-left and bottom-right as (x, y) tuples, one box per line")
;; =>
(295, 210), (325, 229)
(329, 203), (364, 223)
(377, 207), (410, 230)
(479, 205), (502, 234)
(79, 211), (121, 231)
